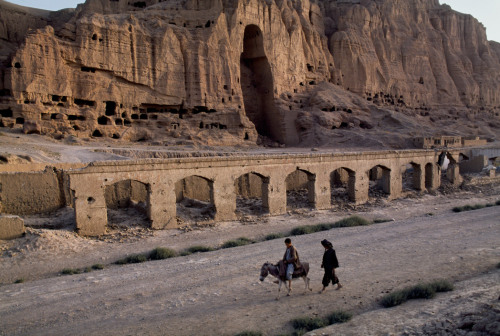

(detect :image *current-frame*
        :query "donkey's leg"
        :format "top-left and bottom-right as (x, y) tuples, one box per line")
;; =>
(276, 280), (282, 300)
(302, 276), (311, 293)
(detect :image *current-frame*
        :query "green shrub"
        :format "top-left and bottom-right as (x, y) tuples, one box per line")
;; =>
(291, 317), (327, 331)
(185, 245), (215, 254)
(327, 310), (352, 324)
(221, 237), (253, 249)
(406, 283), (436, 300)
(150, 247), (177, 260)
(290, 226), (315, 236)
(315, 223), (334, 231)
(14, 278), (25, 284)
(381, 280), (454, 308)
(61, 268), (81, 275)
(234, 331), (263, 336)
(454, 203), (493, 212)
(333, 216), (370, 228)
(264, 233), (285, 241)
(84, 267), (93, 273)
(380, 290), (409, 308)
(92, 264), (104, 270)
(115, 253), (148, 265)
(429, 279), (454, 292)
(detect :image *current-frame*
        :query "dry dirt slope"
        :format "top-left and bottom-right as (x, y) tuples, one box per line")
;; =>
(0, 206), (499, 336)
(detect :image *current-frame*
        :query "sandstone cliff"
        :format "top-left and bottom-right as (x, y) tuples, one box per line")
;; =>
(0, 0), (499, 148)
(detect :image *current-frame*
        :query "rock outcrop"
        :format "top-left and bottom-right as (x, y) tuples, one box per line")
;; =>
(0, 0), (499, 148)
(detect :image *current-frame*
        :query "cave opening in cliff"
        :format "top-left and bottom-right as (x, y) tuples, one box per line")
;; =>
(240, 25), (279, 142)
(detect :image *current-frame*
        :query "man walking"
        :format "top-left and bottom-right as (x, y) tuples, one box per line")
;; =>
(319, 239), (342, 293)
(282, 238), (301, 292)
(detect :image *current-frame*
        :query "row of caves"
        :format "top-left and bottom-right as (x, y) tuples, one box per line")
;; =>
(103, 161), (457, 229)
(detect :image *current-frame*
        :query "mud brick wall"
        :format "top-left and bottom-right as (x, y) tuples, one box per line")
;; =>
(0, 168), (67, 215)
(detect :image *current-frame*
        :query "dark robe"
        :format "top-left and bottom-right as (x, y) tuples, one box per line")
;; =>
(321, 247), (339, 287)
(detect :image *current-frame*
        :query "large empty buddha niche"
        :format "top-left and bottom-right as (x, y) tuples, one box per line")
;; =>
(240, 25), (279, 141)
(104, 180), (150, 229)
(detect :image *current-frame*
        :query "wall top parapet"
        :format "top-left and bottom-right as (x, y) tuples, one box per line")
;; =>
(66, 149), (453, 175)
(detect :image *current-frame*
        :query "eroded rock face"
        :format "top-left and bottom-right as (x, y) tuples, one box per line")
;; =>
(0, 0), (499, 147)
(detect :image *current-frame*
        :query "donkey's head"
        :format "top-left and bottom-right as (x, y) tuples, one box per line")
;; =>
(259, 262), (270, 281)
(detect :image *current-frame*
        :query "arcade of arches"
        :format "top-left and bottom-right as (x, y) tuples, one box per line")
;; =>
(69, 150), (463, 236)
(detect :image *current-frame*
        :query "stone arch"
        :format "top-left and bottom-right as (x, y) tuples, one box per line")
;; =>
(175, 175), (215, 223)
(285, 169), (315, 209)
(367, 165), (391, 198)
(402, 162), (423, 192)
(104, 179), (150, 229)
(330, 167), (356, 204)
(234, 172), (269, 216)
(240, 24), (279, 142)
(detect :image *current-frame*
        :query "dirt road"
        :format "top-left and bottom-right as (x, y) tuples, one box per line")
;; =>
(0, 206), (498, 336)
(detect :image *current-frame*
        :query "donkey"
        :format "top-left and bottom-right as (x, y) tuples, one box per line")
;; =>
(259, 262), (312, 300)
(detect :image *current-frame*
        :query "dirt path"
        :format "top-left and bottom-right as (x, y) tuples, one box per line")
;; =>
(0, 205), (498, 336)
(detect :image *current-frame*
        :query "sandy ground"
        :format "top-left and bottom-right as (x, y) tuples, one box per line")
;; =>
(0, 183), (499, 336)
(1, 130), (500, 335)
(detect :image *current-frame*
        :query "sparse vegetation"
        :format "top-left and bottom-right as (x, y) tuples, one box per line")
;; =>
(289, 311), (352, 334)
(150, 247), (177, 260)
(115, 253), (149, 265)
(221, 237), (254, 249)
(183, 245), (215, 254)
(291, 216), (370, 236)
(380, 280), (454, 308)
(92, 264), (104, 270)
(291, 317), (327, 331)
(61, 268), (81, 275)
(290, 225), (317, 236)
(332, 215), (370, 227)
(14, 278), (25, 284)
(327, 310), (353, 324)
(264, 233), (285, 241)
(452, 200), (500, 213)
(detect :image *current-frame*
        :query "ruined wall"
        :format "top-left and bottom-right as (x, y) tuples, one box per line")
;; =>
(0, 168), (67, 215)
(104, 179), (149, 208)
(459, 155), (488, 174)
(0, 0), (499, 145)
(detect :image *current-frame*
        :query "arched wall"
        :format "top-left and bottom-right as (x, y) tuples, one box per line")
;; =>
(68, 150), (458, 236)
